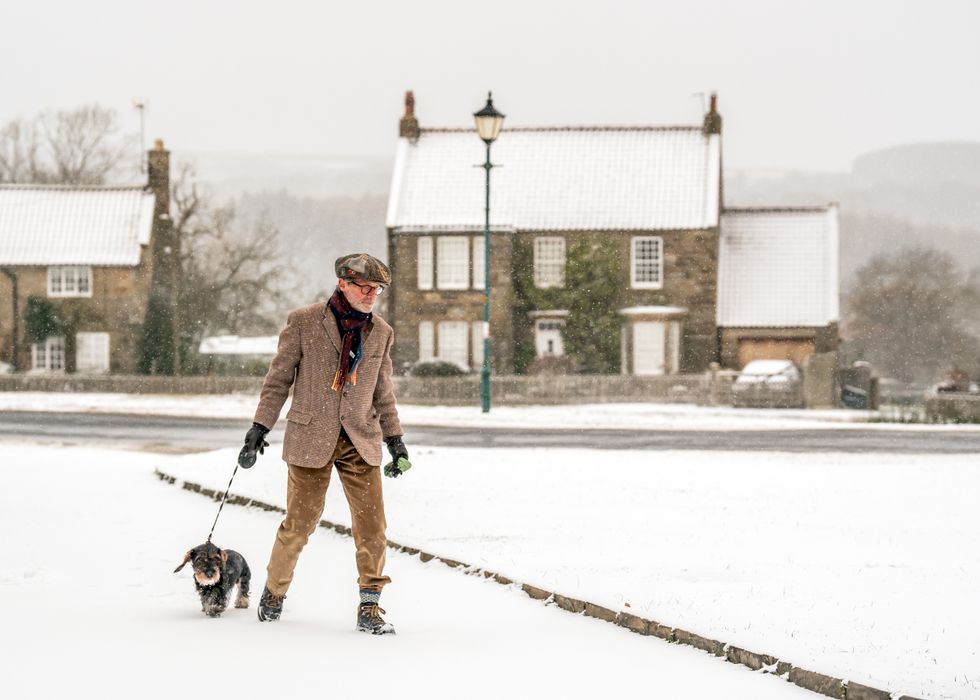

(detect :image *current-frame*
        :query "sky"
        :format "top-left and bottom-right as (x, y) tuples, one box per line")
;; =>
(1, 0), (978, 172)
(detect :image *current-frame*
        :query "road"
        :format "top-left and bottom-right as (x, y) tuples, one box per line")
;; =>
(0, 410), (978, 454)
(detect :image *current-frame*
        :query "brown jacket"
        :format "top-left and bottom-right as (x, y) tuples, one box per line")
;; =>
(253, 301), (403, 468)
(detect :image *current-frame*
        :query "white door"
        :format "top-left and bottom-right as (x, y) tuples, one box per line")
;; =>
(633, 322), (665, 375)
(76, 332), (110, 373)
(534, 319), (565, 357)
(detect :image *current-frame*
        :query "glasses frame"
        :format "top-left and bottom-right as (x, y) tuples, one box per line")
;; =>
(347, 279), (386, 297)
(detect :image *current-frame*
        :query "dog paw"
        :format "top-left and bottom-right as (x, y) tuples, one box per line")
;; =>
(235, 596), (250, 609)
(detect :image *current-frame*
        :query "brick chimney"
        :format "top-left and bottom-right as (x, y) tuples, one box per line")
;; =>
(147, 139), (170, 216)
(399, 91), (420, 140)
(702, 93), (722, 135)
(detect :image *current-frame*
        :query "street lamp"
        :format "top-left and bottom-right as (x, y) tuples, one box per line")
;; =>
(473, 92), (505, 413)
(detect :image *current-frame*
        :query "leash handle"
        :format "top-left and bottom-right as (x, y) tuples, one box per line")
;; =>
(206, 461), (241, 543)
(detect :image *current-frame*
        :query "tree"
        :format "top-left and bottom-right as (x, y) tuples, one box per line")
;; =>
(563, 239), (622, 373)
(0, 104), (129, 185)
(139, 164), (288, 375)
(843, 246), (980, 383)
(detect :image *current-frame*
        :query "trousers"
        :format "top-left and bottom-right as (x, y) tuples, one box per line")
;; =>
(264, 431), (391, 595)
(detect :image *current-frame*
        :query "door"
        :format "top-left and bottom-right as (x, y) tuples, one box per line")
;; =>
(633, 322), (665, 375)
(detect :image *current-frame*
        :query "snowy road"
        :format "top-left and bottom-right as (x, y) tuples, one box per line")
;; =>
(0, 444), (814, 699)
(3, 409), (980, 453)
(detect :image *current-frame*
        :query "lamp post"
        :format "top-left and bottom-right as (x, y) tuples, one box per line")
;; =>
(473, 92), (505, 413)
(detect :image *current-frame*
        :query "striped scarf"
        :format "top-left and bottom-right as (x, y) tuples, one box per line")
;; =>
(327, 289), (371, 391)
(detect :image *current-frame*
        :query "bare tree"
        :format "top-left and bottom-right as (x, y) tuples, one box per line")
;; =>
(0, 104), (128, 184)
(140, 163), (288, 375)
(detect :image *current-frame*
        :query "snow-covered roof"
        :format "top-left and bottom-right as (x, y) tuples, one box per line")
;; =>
(198, 335), (279, 355)
(0, 184), (156, 266)
(717, 206), (839, 327)
(387, 126), (721, 232)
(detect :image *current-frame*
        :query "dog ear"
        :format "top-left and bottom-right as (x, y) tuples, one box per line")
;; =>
(173, 550), (192, 573)
(220, 550), (228, 565)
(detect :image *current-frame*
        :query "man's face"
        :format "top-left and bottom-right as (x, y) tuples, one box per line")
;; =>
(338, 278), (384, 313)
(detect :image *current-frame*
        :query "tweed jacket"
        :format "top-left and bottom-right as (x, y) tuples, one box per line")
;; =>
(253, 301), (403, 468)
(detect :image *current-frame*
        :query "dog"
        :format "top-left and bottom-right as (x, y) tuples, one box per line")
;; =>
(174, 541), (251, 617)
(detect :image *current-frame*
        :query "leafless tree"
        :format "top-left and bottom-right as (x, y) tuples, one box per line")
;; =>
(0, 104), (129, 184)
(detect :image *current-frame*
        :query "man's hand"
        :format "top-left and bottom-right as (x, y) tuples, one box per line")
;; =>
(238, 422), (270, 469)
(384, 436), (411, 478)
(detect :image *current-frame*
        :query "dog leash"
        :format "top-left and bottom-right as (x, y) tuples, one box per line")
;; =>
(206, 461), (241, 543)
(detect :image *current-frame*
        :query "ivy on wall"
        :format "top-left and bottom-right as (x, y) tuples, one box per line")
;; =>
(23, 297), (60, 344)
(512, 236), (623, 374)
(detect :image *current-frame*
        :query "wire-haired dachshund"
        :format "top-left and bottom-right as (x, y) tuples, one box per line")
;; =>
(174, 542), (251, 617)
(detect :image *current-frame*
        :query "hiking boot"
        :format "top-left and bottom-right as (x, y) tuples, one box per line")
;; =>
(257, 586), (285, 622)
(356, 603), (395, 635)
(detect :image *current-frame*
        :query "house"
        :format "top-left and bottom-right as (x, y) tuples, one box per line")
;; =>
(385, 92), (839, 375)
(0, 141), (171, 373)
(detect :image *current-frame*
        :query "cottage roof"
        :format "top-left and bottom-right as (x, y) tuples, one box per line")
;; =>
(386, 126), (721, 232)
(717, 206), (839, 327)
(0, 185), (156, 266)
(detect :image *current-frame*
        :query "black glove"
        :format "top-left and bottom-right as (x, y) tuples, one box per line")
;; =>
(238, 422), (270, 469)
(383, 436), (411, 478)
(385, 435), (409, 463)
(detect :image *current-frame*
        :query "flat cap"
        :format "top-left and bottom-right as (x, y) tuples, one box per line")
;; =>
(335, 253), (391, 285)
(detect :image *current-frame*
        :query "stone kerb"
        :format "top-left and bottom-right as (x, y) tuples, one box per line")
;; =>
(157, 468), (922, 700)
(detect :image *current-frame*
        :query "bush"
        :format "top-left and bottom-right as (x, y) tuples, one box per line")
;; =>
(410, 361), (466, 377)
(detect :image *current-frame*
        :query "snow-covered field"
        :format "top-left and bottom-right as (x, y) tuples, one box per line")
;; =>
(2, 392), (977, 697)
(0, 443), (815, 699)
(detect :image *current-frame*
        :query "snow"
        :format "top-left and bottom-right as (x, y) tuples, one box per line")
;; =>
(7, 390), (980, 432)
(0, 443), (814, 699)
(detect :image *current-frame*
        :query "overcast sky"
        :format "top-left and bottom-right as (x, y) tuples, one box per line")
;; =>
(2, 0), (977, 172)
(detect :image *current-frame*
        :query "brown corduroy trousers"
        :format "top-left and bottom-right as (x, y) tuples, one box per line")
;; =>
(264, 431), (391, 596)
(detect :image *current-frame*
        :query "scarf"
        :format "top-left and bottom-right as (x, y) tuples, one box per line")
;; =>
(327, 288), (371, 391)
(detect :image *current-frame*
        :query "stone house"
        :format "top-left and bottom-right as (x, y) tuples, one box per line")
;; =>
(385, 93), (838, 375)
(0, 142), (171, 373)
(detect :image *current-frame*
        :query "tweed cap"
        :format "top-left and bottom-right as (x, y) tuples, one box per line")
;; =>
(335, 253), (391, 285)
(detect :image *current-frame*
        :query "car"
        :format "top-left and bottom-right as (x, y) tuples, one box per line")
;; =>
(731, 359), (804, 408)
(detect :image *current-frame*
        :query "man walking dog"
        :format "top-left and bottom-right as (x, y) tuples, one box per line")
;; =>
(241, 253), (409, 634)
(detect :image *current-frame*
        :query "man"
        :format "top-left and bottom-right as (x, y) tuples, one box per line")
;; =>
(241, 252), (409, 634)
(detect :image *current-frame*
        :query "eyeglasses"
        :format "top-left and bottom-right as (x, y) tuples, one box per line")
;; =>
(348, 280), (386, 297)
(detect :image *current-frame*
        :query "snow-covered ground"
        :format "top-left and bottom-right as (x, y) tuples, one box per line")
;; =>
(1, 443), (815, 699)
(4, 390), (976, 432)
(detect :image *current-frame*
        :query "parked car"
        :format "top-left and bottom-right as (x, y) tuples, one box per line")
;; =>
(732, 359), (804, 408)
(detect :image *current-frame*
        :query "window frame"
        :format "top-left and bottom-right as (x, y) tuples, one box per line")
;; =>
(31, 335), (65, 372)
(436, 236), (470, 290)
(533, 236), (566, 289)
(630, 236), (664, 289)
(437, 320), (470, 370)
(48, 266), (93, 298)
(417, 237), (433, 290)
(76, 332), (111, 374)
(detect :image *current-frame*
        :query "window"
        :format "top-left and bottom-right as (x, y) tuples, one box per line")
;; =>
(631, 237), (663, 289)
(534, 237), (565, 288)
(418, 321), (434, 362)
(417, 237), (433, 290)
(437, 237), (469, 290)
(48, 266), (92, 297)
(76, 332), (110, 373)
(437, 321), (469, 369)
(31, 336), (65, 372)
(471, 321), (485, 367)
(534, 319), (565, 357)
(472, 236), (485, 290)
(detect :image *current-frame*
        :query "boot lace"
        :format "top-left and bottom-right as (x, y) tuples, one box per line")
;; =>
(361, 604), (386, 620)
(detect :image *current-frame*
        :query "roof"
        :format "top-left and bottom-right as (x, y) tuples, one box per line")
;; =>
(198, 335), (279, 355)
(387, 126), (721, 232)
(717, 206), (839, 327)
(0, 185), (156, 266)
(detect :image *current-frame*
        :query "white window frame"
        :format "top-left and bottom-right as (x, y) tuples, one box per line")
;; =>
(76, 332), (111, 374)
(534, 237), (566, 288)
(31, 336), (65, 372)
(418, 321), (435, 362)
(631, 236), (663, 289)
(48, 266), (93, 298)
(437, 320), (469, 370)
(437, 237), (469, 290)
(472, 236), (485, 290)
(417, 237), (433, 290)
(471, 321), (485, 368)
